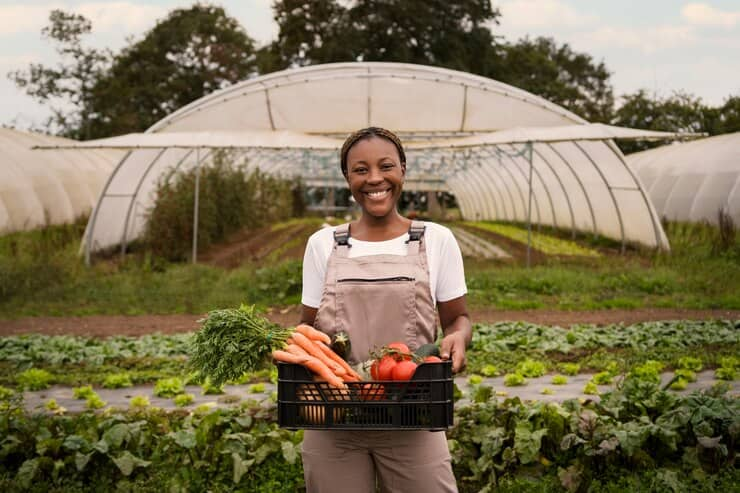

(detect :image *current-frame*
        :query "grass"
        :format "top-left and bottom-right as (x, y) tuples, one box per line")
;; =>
(0, 218), (739, 317)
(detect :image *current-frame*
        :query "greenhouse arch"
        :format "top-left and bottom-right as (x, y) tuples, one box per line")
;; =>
(82, 62), (669, 256)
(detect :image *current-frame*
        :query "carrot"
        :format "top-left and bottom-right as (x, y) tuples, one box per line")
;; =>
(291, 332), (346, 376)
(271, 350), (346, 389)
(295, 324), (332, 345)
(286, 343), (310, 358)
(316, 341), (363, 381)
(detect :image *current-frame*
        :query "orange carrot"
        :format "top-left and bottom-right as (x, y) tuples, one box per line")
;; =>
(316, 341), (363, 380)
(295, 324), (332, 345)
(286, 343), (310, 358)
(291, 332), (346, 376)
(273, 351), (346, 388)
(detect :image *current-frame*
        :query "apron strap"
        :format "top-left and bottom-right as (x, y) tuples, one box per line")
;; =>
(405, 220), (426, 255)
(333, 223), (351, 258)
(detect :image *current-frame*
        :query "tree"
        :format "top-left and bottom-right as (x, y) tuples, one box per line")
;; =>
(489, 37), (614, 123)
(268, 0), (500, 73)
(613, 90), (717, 153)
(715, 95), (740, 135)
(8, 10), (110, 139)
(87, 4), (257, 138)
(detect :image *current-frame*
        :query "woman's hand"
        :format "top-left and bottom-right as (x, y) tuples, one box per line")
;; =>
(440, 331), (467, 373)
(437, 295), (472, 374)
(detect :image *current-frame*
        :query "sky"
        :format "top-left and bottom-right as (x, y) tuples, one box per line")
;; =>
(1, 0), (739, 130)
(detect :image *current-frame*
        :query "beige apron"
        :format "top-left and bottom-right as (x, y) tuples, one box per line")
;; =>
(314, 221), (437, 365)
(303, 221), (458, 493)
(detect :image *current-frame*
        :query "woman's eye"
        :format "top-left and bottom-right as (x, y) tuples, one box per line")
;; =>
(381, 163), (395, 169)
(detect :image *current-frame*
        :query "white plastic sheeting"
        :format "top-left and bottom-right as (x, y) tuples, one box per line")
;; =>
(80, 62), (671, 255)
(0, 128), (120, 233)
(626, 132), (740, 225)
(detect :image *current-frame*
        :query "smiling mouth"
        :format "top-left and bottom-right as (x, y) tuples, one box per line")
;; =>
(364, 189), (391, 200)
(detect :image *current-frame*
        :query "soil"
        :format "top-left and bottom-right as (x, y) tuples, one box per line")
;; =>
(1, 307), (738, 338)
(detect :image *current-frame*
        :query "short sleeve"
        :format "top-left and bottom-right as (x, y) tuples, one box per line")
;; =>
(301, 234), (327, 308)
(434, 228), (467, 303)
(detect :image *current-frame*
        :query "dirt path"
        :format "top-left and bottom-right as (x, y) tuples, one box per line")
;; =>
(1, 307), (738, 337)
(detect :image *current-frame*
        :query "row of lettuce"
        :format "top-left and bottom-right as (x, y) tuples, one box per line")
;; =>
(1, 376), (738, 492)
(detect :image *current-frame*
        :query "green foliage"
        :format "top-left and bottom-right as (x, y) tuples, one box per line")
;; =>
(468, 374), (483, 386)
(675, 369), (697, 383)
(480, 364), (498, 377)
(559, 363), (581, 376)
(173, 394), (194, 407)
(153, 378), (184, 398)
(73, 385), (95, 400)
(44, 399), (60, 411)
(516, 359), (547, 378)
(145, 159), (296, 262)
(130, 395), (150, 409)
(591, 371), (613, 385)
(85, 393), (106, 409)
(200, 379), (224, 395)
(248, 383), (266, 394)
(670, 378), (688, 391)
(714, 367), (736, 381)
(678, 356), (703, 372)
(17, 368), (53, 391)
(102, 373), (133, 389)
(551, 375), (568, 385)
(540, 388), (554, 395)
(582, 382), (599, 395)
(466, 222), (600, 257)
(630, 360), (665, 384)
(504, 373), (526, 387)
(189, 305), (292, 386)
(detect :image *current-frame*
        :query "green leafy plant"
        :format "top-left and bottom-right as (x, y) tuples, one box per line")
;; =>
(200, 379), (224, 395)
(73, 385), (95, 399)
(85, 393), (106, 409)
(540, 387), (554, 395)
(629, 360), (665, 384)
(44, 398), (60, 411)
(715, 367), (736, 381)
(675, 369), (696, 382)
(153, 377), (184, 398)
(504, 373), (526, 386)
(130, 395), (150, 408)
(677, 356), (703, 371)
(670, 378), (688, 390)
(173, 393), (195, 407)
(0, 385), (14, 399)
(249, 383), (266, 394)
(591, 371), (613, 385)
(102, 373), (133, 389)
(559, 363), (581, 376)
(17, 368), (53, 390)
(583, 381), (599, 395)
(516, 359), (547, 378)
(551, 375), (568, 385)
(468, 374), (483, 385)
(480, 364), (497, 377)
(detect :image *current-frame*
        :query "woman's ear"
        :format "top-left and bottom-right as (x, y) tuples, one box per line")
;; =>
(401, 162), (406, 178)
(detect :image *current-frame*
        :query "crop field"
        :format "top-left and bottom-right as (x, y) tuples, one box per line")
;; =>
(1, 217), (739, 491)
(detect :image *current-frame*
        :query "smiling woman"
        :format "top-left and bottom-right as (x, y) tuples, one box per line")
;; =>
(298, 127), (472, 493)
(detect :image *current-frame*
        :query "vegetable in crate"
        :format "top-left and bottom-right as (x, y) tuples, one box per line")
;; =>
(189, 304), (293, 386)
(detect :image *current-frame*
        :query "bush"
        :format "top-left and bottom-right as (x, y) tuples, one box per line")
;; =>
(144, 153), (299, 261)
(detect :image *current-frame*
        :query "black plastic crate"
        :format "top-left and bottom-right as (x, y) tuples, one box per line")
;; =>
(277, 361), (454, 430)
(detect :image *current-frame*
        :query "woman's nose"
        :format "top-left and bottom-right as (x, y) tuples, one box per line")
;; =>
(367, 167), (383, 183)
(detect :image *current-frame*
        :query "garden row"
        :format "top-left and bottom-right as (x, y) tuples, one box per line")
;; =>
(1, 375), (737, 492)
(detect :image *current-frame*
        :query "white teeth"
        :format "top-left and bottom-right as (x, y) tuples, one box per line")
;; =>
(367, 190), (389, 198)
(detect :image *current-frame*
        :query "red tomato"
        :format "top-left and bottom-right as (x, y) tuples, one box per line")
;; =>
(391, 360), (418, 381)
(387, 342), (410, 354)
(377, 355), (397, 380)
(423, 356), (443, 363)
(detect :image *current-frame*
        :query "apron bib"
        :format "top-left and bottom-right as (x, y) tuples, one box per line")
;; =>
(314, 221), (437, 365)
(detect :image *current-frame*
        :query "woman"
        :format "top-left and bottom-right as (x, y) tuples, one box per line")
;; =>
(300, 127), (471, 493)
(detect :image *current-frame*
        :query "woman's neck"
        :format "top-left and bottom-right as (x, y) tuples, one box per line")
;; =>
(351, 211), (411, 241)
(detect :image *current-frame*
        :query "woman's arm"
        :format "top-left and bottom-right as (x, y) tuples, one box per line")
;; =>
(437, 295), (472, 373)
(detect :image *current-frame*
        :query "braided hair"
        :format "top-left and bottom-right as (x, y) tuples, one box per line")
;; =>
(340, 127), (406, 178)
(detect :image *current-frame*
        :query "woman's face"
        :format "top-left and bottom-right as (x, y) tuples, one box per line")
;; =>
(345, 136), (406, 219)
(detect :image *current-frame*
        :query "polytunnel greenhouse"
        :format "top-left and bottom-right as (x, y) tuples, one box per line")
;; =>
(40, 62), (684, 259)
(626, 132), (740, 225)
(0, 128), (120, 234)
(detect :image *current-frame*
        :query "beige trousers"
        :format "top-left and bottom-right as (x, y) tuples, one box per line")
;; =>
(301, 429), (458, 493)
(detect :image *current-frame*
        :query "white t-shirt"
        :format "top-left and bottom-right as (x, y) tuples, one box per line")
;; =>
(301, 221), (467, 308)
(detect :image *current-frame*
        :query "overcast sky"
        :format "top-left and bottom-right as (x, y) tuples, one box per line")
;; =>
(1, 0), (739, 131)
